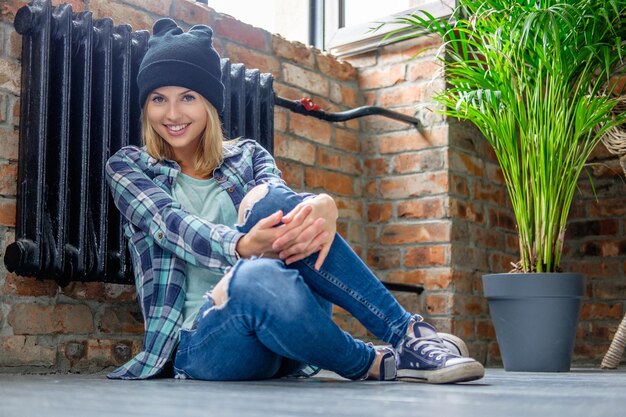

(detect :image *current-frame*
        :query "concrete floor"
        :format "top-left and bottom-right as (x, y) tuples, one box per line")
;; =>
(0, 368), (625, 417)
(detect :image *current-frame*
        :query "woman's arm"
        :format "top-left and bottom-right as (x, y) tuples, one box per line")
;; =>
(106, 147), (242, 272)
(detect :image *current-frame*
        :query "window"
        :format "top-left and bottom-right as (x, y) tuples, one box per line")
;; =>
(206, 0), (455, 57)
(326, 0), (455, 58)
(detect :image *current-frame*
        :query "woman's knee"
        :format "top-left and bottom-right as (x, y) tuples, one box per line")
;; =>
(228, 258), (308, 307)
(237, 184), (304, 230)
(238, 184), (270, 224)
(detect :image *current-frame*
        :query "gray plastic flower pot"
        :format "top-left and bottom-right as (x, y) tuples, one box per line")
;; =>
(482, 272), (585, 372)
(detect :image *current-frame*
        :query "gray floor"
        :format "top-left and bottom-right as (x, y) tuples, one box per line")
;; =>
(1, 368), (625, 417)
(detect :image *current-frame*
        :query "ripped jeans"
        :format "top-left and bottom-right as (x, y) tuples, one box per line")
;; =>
(173, 183), (412, 381)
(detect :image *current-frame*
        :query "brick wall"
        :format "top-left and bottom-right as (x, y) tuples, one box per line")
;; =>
(0, 0), (624, 373)
(0, 0), (364, 373)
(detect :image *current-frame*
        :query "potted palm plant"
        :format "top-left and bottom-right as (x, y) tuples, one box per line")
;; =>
(388, 0), (626, 371)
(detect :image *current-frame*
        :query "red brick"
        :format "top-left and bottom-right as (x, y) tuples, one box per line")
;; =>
(364, 158), (388, 176)
(487, 207), (516, 231)
(62, 281), (136, 302)
(476, 319), (497, 339)
(274, 132), (316, 165)
(334, 196), (362, 221)
(282, 63), (330, 97)
(8, 304), (94, 334)
(366, 248), (401, 269)
(358, 64), (406, 89)
(378, 79), (445, 108)
(288, 112), (332, 145)
(334, 129), (360, 153)
(0, 197), (16, 227)
(450, 173), (469, 197)
(587, 197), (626, 217)
(585, 276), (626, 300)
(272, 35), (314, 68)
(424, 293), (453, 315)
(214, 14), (271, 51)
(380, 172), (448, 199)
(3, 273), (59, 297)
(317, 53), (357, 81)
(329, 82), (358, 108)
(392, 149), (445, 174)
(407, 58), (443, 81)
(398, 197), (445, 219)
(98, 305), (144, 334)
(367, 203), (392, 223)
(1, 0), (85, 21)
(580, 302), (623, 320)
(88, 0), (154, 30)
(273, 82), (307, 101)
(365, 180), (377, 197)
(381, 222), (450, 245)
(63, 339), (142, 371)
(344, 51), (377, 68)
(451, 246), (489, 272)
(473, 180), (506, 205)
(0, 163), (17, 195)
(0, 59), (21, 95)
(304, 167), (354, 196)
(119, 0), (172, 16)
(448, 200), (484, 223)
(0, 94), (6, 124)
(379, 34), (443, 64)
(0, 336), (56, 367)
(274, 109), (287, 132)
(405, 245), (449, 267)
(450, 319), (475, 340)
(224, 42), (280, 77)
(378, 127), (447, 153)
(386, 268), (453, 290)
(275, 159), (304, 188)
(11, 97), (19, 122)
(450, 151), (484, 176)
(453, 294), (486, 316)
(169, 0), (214, 26)
(316, 147), (361, 175)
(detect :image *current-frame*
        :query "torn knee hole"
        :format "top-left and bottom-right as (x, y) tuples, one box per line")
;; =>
(238, 183), (270, 224)
(209, 269), (234, 308)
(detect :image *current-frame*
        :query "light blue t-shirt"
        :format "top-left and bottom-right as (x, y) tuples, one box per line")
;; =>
(172, 173), (238, 329)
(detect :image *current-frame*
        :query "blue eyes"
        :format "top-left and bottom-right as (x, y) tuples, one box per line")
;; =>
(150, 94), (197, 103)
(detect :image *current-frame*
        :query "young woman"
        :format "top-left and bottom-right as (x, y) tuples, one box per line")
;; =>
(105, 18), (484, 384)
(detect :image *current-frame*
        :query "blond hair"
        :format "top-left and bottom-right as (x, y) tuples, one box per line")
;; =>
(142, 96), (225, 178)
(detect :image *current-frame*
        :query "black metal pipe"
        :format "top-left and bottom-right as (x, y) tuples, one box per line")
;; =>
(274, 95), (421, 127)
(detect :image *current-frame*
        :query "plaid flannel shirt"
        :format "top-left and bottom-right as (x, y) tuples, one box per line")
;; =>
(105, 139), (285, 379)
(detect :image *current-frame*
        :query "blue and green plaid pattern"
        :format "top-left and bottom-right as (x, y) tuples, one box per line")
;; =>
(105, 139), (283, 379)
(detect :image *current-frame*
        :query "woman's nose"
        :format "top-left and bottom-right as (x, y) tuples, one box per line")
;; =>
(165, 102), (181, 120)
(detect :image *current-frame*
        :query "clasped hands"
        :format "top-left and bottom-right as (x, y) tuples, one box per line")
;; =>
(235, 193), (338, 270)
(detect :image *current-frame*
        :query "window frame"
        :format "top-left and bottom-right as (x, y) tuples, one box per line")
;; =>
(326, 0), (455, 58)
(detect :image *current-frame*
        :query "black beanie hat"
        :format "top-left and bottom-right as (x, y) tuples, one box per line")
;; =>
(137, 18), (224, 113)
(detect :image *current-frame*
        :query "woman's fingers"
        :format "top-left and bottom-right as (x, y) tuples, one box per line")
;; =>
(314, 240), (333, 270)
(255, 210), (283, 229)
(272, 205), (314, 250)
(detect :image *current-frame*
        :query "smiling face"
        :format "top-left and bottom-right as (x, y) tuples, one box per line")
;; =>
(145, 86), (208, 163)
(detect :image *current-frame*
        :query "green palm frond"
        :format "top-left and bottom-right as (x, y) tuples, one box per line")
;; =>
(388, 0), (626, 272)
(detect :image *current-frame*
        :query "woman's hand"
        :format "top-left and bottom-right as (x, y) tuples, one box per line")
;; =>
(273, 194), (338, 270)
(235, 204), (317, 259)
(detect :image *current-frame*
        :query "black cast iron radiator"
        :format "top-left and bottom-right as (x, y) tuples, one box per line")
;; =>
(5, 0), (274, 286)
(5, 0), (422, 294)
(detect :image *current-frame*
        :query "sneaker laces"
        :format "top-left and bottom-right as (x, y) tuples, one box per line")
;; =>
(405, 338), (457, 361)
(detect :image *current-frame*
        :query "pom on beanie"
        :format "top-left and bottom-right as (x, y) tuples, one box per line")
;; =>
(137, 18), (224, 113)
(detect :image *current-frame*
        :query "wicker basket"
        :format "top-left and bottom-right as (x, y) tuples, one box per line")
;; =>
(600, 95), (626, 155)
(598, 63), (626, 156)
